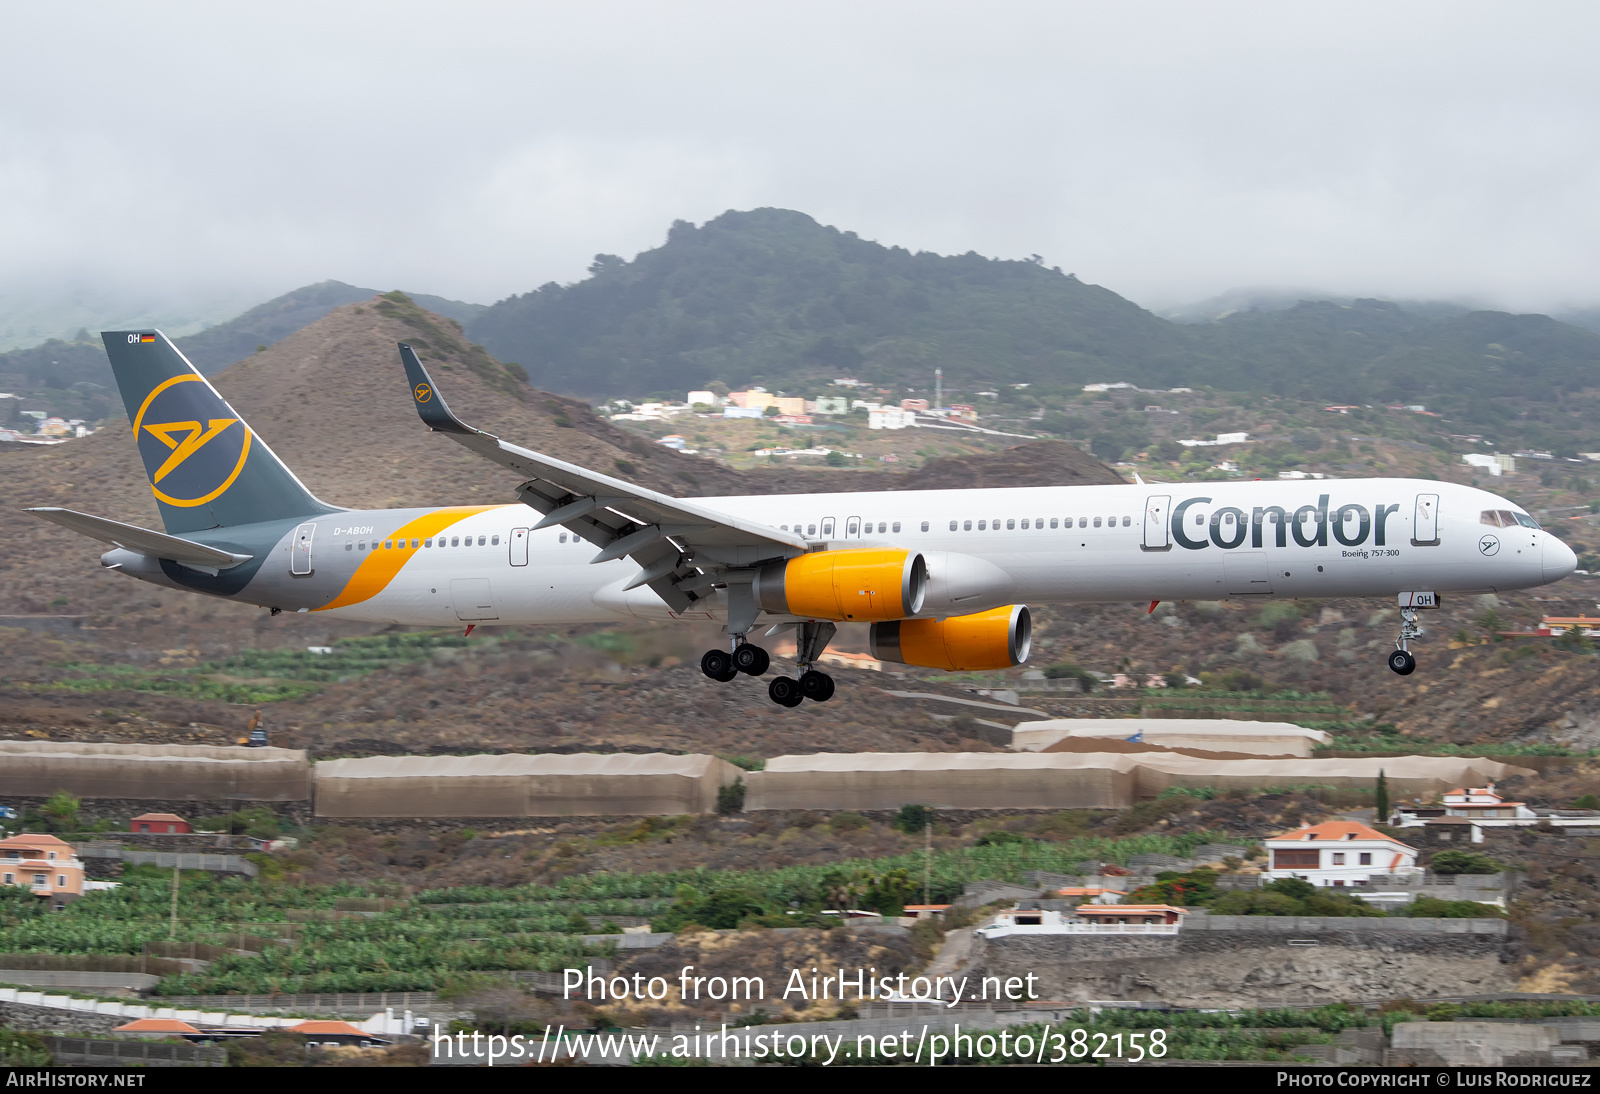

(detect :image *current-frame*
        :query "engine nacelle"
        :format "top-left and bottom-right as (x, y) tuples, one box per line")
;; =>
(754, 548), (927, 622)
(869, 605), (1032, 671)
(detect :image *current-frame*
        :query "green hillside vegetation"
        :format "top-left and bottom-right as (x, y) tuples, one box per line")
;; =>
(469, 208), (1188, 399)
(466, 209), (1600, 447)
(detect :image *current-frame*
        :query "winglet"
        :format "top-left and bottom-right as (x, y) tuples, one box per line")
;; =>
(399, 343), (476, 435)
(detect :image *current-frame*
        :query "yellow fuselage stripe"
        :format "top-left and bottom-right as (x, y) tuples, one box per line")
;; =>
(315, 505), (511, 611)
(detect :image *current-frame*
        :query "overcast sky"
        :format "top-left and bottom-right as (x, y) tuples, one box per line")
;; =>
(3, 1), (1599, 327)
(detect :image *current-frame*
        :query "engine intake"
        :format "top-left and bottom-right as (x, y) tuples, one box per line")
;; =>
(754, 549), (927, 622)
(869, 605), (1032, 671)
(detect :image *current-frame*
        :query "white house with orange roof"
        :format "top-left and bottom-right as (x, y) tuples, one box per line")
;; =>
(0, 834), (87, 909)
(1263, 821), (1419, 887)
(1440, 784), (1537, 822)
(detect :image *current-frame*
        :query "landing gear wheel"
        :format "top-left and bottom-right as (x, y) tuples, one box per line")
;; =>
(734, 644), (770, 676)
(1387, 649), (1417, 676)
(768, 676), (805, 707)
(800, 670), (835, 702)
(701, 649), (737, 682)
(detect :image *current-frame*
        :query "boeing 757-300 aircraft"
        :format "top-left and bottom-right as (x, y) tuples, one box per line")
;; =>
(26, 331), (1577, 706)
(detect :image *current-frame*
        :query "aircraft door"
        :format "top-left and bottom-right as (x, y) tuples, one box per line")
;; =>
(290, 522), (315, 576)
(1412, 493), (1440, 547)
(845, 516), (862, 539)
(821, 517), (836, 539)
(1142, 495), (1171, 551)
(509, 527), (529, 566)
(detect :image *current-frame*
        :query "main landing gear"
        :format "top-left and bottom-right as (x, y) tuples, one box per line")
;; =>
(1387, 606), (1422, 676)
(701, 638), (772, 682)
(698, 621), (837, 707)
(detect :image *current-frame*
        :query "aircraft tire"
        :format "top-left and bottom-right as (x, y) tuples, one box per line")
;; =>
(1387, 649), (1416, 676)
(701, 649), (734, 680)
(734, 644), (770, 676)
(800, 670), (835, 702)
(768, 676), (805, 707)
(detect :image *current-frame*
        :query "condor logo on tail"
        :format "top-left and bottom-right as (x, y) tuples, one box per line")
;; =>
(132, 375), (253, 507)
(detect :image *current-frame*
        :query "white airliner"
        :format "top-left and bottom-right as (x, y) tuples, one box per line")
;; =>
(26, 332), (1577, 706)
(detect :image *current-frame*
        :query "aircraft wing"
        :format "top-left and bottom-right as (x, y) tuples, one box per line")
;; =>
(26, 507), (253, 571)
(398, 344), (807, 612)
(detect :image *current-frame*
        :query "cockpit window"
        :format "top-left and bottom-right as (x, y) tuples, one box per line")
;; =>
(1483, 509), (1542, 530)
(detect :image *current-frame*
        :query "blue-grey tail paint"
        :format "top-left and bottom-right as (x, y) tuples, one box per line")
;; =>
(102, 330), (340, 534)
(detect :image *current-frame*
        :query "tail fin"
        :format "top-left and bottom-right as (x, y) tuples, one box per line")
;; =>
(102, 330), (339, 534)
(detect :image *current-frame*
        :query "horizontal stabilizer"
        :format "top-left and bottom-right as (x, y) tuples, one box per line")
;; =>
(25, 507), (253, 570)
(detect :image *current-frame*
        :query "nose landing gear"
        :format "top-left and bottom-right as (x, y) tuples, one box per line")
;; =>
(1387, 606), (1423, 676)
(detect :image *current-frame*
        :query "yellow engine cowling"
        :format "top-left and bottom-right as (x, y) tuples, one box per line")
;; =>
(753, 549), (927, 622)
(869, 605), (1032, 671)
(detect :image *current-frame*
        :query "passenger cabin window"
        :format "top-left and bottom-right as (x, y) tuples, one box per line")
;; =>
(492, 535), (499, 545)
(345, 543), (353, 551)
(808, 523), (817, 536)
(978, 520), (987, 530)
(1093, 517), (1102, 528)
(559, 533), (568, 543)
(357, 542), (366, 551)
(1122, 516), (1131, 527)
(892, 522), (901, 533)
(963, 520), (972, 531)
(1078, 517), (1087, 528)
(1007, 519), (1015, 530)
(923, 522), (931, 532)
(1050, 518), (1058, 528)
(384, 540), (392, 549)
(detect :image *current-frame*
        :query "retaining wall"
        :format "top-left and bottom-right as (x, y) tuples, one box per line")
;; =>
(0, 741), (309, 802)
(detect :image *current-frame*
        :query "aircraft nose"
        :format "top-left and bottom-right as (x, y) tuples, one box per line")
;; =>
(1544, 535), (1578, 583)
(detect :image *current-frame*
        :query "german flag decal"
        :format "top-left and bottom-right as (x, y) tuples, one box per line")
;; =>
(139, 334), (156, 343)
